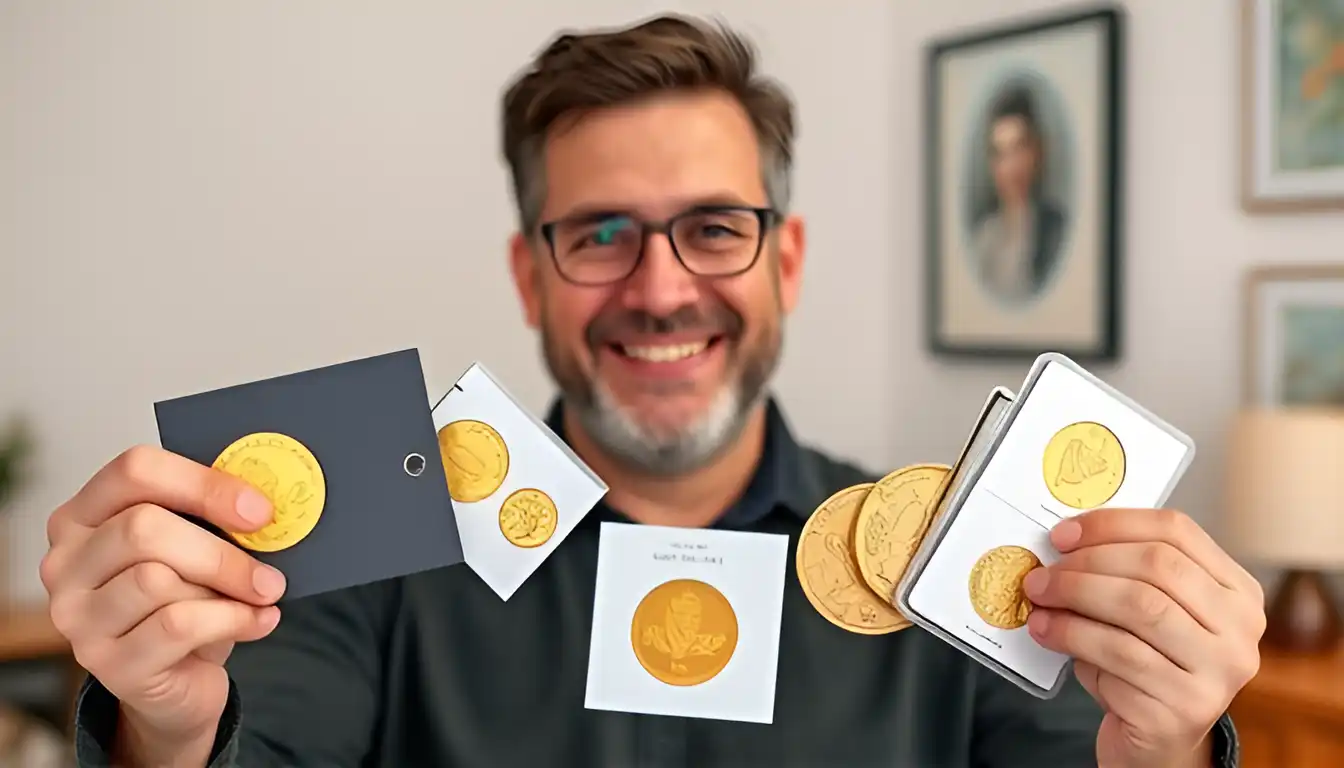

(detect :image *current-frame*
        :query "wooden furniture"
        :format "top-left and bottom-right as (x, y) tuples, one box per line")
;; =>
(0, 603), (78, 734)
(1230, 642), (1344, 767)
(0, 604), (68, 661)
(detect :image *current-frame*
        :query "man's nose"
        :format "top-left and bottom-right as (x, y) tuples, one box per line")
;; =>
(619, 233), (699, 316)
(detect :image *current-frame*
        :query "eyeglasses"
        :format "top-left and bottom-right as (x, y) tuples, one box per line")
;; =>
(538, 205), (778, 286)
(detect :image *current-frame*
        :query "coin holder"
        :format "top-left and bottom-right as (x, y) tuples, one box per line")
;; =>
(895, 352), (1196, 699)
(431, 362), (607, 601)
(584, 521), (789, 723)
(154, 349), (465, 601)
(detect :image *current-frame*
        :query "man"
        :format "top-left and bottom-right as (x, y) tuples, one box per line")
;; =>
(40, 14), (1263, 767)
(969, 83), (1066, 305)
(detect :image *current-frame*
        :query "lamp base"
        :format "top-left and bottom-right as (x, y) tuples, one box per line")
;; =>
(1262, 569), (1342, 653)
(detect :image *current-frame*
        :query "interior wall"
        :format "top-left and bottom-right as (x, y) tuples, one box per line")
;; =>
(2, 0), (1340, 602)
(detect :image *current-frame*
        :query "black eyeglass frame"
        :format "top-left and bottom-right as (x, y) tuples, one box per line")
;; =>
(537, 205), (780, 286)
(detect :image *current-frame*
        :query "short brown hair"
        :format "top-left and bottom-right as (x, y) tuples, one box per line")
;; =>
(500, 14), (796, 233)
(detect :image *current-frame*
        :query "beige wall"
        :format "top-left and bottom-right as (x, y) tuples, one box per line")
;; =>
(3, 0), (1341, 603)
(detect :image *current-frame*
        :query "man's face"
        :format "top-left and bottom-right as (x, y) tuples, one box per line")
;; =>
(989, 115), (1039, 205)
(509, 89), (804, 474)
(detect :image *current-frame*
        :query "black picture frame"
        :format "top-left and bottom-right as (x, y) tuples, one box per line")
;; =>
(924, 5), (1124, 361)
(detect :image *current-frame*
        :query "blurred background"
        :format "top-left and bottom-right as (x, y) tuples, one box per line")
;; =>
(2, 0), (1341, 765)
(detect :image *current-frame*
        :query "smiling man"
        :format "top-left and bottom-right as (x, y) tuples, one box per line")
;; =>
(503, 42), (801, 529)
(47, 14), (1262, 768)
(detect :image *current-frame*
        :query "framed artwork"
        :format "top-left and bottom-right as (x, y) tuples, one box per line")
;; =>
(1241, 0), (1344, 212)
(925, 6), (1123, 361)
(1244, 265), (1344, 407)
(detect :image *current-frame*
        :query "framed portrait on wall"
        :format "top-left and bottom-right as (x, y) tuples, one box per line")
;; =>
(1244, 265), (1344, 407)
(1241, 0), (1344, 212)
(924, 7), (1123, 361)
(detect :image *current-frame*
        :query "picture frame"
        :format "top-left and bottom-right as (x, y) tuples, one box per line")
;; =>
(1243, 264), (1344, 407)
(925, 6), (1123, 361)
(1240, 0), (1344, 213)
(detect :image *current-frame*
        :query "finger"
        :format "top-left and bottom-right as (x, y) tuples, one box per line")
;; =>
(60, 504), (286, 605)
(1024, 568), (1212, 674)
(194, 640), (236, 666)
(1027, 606), (1192, 705)
(59, 444), (273, 533)
(1052, 542), (1232, 635)
(84, 562), (217, 639)
(113, 599), (280, 685)
(46, 506), (83, 550)
(1074, 661), (1179, 749)
(1073, 659), (1102, 702)
(1051, 508), (1254, 592)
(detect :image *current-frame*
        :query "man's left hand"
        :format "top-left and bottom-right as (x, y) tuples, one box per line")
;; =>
(1023, 507), (1267, 768)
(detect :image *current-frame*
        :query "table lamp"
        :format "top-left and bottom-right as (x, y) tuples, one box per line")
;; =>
(1224, 408), (1344, 653)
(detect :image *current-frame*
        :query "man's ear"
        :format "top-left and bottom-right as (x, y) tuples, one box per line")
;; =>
(774, 214), (806, 314)
(508, 232), (543, 329)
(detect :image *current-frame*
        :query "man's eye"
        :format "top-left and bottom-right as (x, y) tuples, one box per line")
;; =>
(591, 218), (630, 246)
(699, 224), (736, 238)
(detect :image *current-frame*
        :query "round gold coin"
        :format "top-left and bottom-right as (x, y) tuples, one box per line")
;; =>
(967, 545), (1041, 630)
(437, 419), (510, 503)
(212, 432), (326, 553)
(497, 487), (557, 548)
(796, 483), (909, 635)
(1042, 421), (1126, 509)
(854, 463), (950, 606)
(630, 578), (738, 686)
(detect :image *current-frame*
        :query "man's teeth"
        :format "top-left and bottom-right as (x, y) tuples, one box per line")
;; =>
(621, 342), (708, 362)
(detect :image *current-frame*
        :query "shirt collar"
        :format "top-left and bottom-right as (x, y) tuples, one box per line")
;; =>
(543, 397), (821, 528)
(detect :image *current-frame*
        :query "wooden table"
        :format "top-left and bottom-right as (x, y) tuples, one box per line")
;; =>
(1229, 642), (1344, 767)
(0, 603), (78, 734)
(0, 604), (69, 661)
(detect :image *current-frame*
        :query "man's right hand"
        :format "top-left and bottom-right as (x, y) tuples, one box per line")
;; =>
(40, 445), (287, 751)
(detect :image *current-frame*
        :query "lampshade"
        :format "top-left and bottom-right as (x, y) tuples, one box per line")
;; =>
(1223, 408), (1344, 569)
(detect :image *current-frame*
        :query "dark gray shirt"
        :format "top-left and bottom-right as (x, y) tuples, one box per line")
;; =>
(72, 400), (1239, 767)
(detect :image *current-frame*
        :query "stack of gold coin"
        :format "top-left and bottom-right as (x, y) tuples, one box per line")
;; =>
(795, 463), (952, 635)
(796, 411), (1119, 636)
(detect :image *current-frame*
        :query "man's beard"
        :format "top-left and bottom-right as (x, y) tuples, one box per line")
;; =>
(540, 304), (780, 476)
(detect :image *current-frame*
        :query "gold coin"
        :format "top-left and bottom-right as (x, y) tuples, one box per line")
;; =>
(967, 545), (1041, 630)
(796, 483), (909, 635)
(1042, 421), (1126, 509)
(630, 578), (738, 686)
(212, 432), (326, 553)
(854, 463), (950, 606)
(437, 419), (509, 503)
(497, 488), (557, 548)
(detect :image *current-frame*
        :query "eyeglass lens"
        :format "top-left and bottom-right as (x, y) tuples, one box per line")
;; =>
(550, 209), (764, 284)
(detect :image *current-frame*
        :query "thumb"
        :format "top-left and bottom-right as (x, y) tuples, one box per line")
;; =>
(125, 660), (232, 738)
(192, 640), (235, 667)
(1073, 660), (1103, 704)
(1095, 714), (1134, 768)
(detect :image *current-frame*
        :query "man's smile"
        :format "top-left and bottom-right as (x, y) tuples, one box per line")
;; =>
(601, 335), (728, 381)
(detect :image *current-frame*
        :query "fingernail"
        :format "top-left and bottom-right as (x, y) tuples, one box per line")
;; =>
(253, 565), (286, 600)
(1028, 609), (1050, 635)
(237, 488), (272, 526)
(1023, 568), (1049, 597)
(257, 606), (281, 631)
(1050, 519), (1082, 549)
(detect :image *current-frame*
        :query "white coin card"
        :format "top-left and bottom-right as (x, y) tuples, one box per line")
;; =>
(432, 362), (608, 601)
(584, 522), (789, 723)
(896, 352), (1196, 698)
